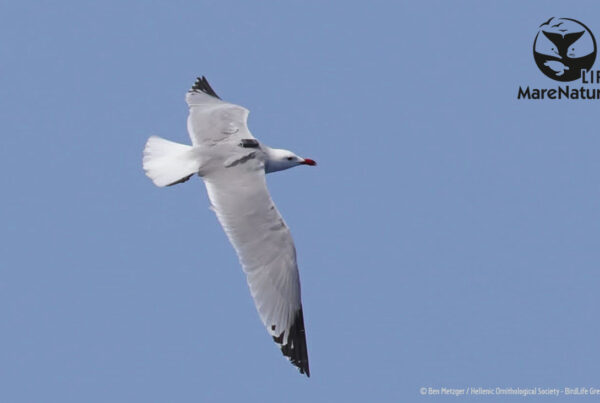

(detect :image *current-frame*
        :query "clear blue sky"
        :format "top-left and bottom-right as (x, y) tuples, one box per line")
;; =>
(2, 1), (599, 402)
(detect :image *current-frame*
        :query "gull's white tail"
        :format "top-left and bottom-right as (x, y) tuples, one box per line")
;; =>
(143, 136), (200, 187)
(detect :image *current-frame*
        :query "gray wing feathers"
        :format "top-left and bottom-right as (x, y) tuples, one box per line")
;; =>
(188, 77), (310, 376)
(203, 167), (302, 339)
(186, 78), (253, 146)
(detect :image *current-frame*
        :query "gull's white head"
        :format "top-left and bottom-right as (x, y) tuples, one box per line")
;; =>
(265, 148), (317, 173)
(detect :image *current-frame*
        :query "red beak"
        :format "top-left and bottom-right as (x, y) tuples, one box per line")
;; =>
(302, 158), (317, 166)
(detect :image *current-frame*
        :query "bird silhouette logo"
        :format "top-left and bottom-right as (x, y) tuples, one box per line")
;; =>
(533, 17), (596, 82)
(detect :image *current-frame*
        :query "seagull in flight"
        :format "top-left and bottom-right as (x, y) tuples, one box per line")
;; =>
(142, 76), (316, 376)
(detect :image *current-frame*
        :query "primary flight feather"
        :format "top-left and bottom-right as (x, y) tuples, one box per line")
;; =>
(142, 76), (316, 376)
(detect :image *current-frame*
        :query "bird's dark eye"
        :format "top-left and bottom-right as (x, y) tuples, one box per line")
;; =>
(287, 157), (294, 161)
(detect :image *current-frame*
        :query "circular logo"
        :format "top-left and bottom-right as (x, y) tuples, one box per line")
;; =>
(533, 17), (597, 82)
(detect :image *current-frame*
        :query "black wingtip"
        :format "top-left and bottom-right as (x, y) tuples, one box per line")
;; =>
(190, 76), (221, 99)
(272, 308), (310, 377)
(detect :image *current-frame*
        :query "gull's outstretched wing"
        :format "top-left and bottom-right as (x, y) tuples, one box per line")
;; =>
(203, 157), (310, 377)
(185, 77), (255, 146)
